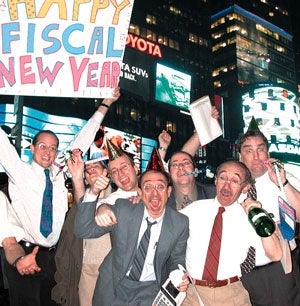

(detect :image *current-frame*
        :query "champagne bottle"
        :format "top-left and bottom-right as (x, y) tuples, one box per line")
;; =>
(248, 207), (275, 237)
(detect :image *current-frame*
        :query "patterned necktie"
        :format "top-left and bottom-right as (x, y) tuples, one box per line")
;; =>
(202, 206), (225, 281)
(182, 195), (192, 208)
(40, 169), (53, 237)
(241, 246), (256, 274)
(128, 218), (157, 281)
(247, 184), (257, 201)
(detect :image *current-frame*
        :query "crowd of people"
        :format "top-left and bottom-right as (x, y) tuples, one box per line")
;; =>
(0, 89), (300, 306)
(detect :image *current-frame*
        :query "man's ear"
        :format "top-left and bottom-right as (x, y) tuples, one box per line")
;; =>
(30, 144), (35, 154)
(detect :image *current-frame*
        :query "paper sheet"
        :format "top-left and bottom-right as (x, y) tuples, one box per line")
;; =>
(189, 95), (223, 146)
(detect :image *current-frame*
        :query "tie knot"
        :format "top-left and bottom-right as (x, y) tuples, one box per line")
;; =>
(146, 217), (157, 227)
(218, 206), (225, 214)
(44, 169), (50, 177)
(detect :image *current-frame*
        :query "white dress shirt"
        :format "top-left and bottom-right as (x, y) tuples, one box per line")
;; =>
(132, 210), (164, 282)
(0, 191), (25, 245)
(238, 171), (300, 265)
(0, 111), (104, 247)
(181, 198), (261, 280)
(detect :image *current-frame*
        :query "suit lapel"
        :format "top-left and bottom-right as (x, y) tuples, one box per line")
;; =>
(123, 203), (145, 272)
(154, 208), (173, 281)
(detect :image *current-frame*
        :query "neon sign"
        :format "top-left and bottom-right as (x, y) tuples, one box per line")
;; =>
(126, 34), (162, 58)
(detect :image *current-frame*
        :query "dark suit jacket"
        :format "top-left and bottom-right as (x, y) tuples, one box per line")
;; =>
(167, 182), (216, 210)
(74, 198), (189, 306)
(52, 205), (82, 306)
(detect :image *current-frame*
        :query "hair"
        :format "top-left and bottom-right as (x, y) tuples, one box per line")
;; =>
(138, 169), (173, 188)
(107, 151), (135, 171)
(94, 128), (105, 141)
(168, 150), (197, 171)
(236, 130), (268, 153)
(32, 130), (59, 147)
(216, 160), (254, 185)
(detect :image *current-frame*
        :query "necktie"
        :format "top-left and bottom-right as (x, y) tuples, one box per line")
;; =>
(247, 184), (257, 201)
(128, 218), (157, 281)
(241, 246), (256, 274)
(202, 206), (225, 281)
(182, 195), (192, 208)
(40, 169), (53, 237)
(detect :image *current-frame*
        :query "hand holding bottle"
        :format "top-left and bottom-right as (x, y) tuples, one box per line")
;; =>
(242, 198), (276, 237)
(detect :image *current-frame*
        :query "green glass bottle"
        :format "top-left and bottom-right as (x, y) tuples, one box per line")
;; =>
(248, 207), (276, 237)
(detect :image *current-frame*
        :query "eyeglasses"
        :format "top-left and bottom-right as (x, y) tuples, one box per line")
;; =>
(143, 184), (167, 193)
(36, 142), (58, 153)
(215, 176), (243, 188)
(170, 161), (193, 170)
(109, 163), (131, 177)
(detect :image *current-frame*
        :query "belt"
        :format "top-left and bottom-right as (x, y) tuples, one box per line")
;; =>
(194, 276), (239, 288)
(19, 240), (57, 252)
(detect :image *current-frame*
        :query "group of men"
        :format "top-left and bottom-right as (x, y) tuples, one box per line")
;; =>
(0, 89), (300, 306)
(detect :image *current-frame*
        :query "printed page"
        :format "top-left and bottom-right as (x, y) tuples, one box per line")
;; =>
(189, 95), (223, 146)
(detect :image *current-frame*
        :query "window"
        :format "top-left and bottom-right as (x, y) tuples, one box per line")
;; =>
(166, 121), (176, 133)
(146, 14), (156, 25)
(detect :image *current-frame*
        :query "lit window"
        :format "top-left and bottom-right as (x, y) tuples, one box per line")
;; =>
(146, 14), (156, 25)
(166, 121), (176, 133)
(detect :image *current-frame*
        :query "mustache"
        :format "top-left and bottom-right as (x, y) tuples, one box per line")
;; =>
(220, 189), (232, 196)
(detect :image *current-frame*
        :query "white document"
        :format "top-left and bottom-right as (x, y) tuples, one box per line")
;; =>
(189, 95), (223, 146)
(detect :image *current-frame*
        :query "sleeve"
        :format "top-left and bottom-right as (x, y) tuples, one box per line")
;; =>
(168, 214), (189, 273)
(74, 196), (113, 239)
(0, 128), (23, 181)
(67, 111), (105, 155)
(0, 191), (25, 246)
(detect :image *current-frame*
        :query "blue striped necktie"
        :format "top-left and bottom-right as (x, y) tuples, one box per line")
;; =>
(128, 218), (157, 281)
(40, 169), (53, 237)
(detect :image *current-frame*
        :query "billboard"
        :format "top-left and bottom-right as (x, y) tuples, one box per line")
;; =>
(155, 63), (191, 110)
(241, 84), (300, 165)
(0, 103), (157, 173)
(119, 47), (153, 100)
(0, 1), (134, 98)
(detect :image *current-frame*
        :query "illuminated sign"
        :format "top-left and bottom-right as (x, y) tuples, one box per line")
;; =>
(0, 103), (157, 172)
(126, 34), (162, 58)
(241, 85), (299, 164)
(119, 48), (152, 100)
(155, 63), (191, 110)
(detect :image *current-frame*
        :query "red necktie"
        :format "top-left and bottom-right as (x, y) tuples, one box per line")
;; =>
(202, 206), (225, 281)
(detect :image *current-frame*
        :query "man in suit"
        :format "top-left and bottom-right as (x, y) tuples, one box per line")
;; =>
(74, 168), (189, 306)
(167, 151), (216, 210)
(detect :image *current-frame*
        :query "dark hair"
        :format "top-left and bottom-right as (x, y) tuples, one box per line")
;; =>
(168, 150), (196, 171)
(236, 130), (268, 153)
(216, 160), (254, 185)
(32, 130), (59, 147)
(138, 170), (172, 189)
(94, 128), (105, 141)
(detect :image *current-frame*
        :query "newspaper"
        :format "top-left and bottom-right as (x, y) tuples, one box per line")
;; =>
(189, 95), (223, 146)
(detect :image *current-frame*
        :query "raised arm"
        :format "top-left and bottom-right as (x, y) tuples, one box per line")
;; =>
(69, 87), (120, 155)
(158, 130), (171, 161)
(242, 198), (282, 262)
(67, 149), (85, 204)
(181, 105), (219, 156)
(264, 158), (300, 220)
